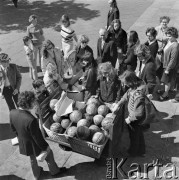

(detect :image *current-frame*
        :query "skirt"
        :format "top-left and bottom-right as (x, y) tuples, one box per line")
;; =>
(161, 69), (177, 84)
(62, 41), (75, 60)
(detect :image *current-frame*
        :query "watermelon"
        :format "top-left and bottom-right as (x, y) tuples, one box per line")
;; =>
(87, 97), (100, 107)
(83, 113), (93, 124)
(92, 132), (106, 145)
(50, 123), (63, 133)
(101, 117), (113, 130)
(77, 119), (91, 127)
(53, 113), (62, 123)
(93, 115), (104, 126)
(89, 125), (101, 136)
(70, 110), (82, 123)
(106, 113), (115, 119)
(67, 126), (77, 137)
(86, 104), (98, 115)
(98, 105), (109, 117)
(61, 119), (71, 129)
(77, 126), (90, 140)
(50, 99), (58, 110)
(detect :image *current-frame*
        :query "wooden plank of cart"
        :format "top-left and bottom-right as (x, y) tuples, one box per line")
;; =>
(39, 88), (125, 160)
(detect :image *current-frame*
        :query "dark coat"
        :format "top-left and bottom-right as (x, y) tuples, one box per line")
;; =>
(10, 109), (48, 156)
(97, 39), (118, 67)
(76, 45), (94, 63)
(107, 7), (120, 28)
(144, 40), (159, 59)
(97, 75), (122, 103)
(110, 28), (127, 54)
(123, 45), (137, 72)
(139, 57), (156, 94)
(83, 66), (98, 102)
(7, 63), (22, 91)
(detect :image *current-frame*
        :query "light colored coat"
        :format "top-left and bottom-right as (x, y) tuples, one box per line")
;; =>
(41, 47), (65, 77)
(163, 40), (179, 72)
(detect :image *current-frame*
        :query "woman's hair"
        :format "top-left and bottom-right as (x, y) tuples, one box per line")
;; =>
(111, 19), (121, 30)
(160, 16), (170, 23)
(18, 91), (36, 109)
(145, 27), (157, 38)
(42, 40), (55, 59)
(128, 30), (139, 46)
(61, 14), (70, 27)
(32, 79), (44, 89)
(119, 70), (142, 89)
(29, 14), (37, 23)
(78, 34), (89, 44)
(111, 0), (118, 8)
(165, 27), (178, 38)
(134, 44), (151, 58)
(98, 62), (116, 80)
(23, 36), (31, 46)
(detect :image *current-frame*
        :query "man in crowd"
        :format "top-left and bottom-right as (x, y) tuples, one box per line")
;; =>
(0, 53), (22, 111)
(97, 28), (118, 67)
(10, 91), (67, 180)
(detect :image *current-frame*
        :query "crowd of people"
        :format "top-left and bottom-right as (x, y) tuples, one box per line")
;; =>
(1, 0), (179, 179)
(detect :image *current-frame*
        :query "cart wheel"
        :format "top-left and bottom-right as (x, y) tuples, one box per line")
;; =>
(58, 144), (72, 151)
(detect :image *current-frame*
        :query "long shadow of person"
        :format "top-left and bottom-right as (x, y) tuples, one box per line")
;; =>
(0, 175), (25, 180)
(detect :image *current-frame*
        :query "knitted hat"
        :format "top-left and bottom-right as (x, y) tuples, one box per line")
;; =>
(0, 53), (11, 63)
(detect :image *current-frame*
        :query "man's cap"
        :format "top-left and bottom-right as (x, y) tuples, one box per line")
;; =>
(0, 53), (11, 62)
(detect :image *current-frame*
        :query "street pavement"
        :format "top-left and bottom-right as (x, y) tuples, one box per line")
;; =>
(0, 0), (179, 179)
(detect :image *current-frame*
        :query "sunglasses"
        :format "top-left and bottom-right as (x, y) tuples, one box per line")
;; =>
(81, 41), (87, 44)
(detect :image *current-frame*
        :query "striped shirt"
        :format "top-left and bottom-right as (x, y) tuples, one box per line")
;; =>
(60, 25), (76, 43)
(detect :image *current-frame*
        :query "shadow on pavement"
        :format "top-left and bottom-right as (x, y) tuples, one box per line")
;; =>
(0, 175), (25, 180)
(45, 161), (106, 180)
(109, 111), (179, 179)
(0, 0), (100, 33)
(0, 123), (15, 141)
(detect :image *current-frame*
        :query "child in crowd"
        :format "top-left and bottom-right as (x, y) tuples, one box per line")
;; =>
(43, 63), (68, 90)
(23, 36), (38, 80)
(79, 57), (98, 102)
(59, 14), (78, 59)
(32, 79), (49, 104)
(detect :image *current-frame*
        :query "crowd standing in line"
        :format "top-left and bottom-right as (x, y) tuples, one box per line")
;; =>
(1, 0), (179, 179)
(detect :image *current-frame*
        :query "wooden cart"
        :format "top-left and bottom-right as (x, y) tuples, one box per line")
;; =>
(39, 87), (125, 159)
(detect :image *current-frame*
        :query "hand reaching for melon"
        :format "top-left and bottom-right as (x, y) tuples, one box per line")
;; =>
(111, 103), (119, 113)
(125, 117), (131, 124)
(91, 95), (98, 99)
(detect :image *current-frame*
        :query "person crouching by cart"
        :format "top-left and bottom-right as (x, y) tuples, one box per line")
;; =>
(43, 63), (68, 91)
(94, 62), (122, 109)
(112, 71), (146, 157)
(78, 57), (98, 102)
(10, 91), (67, 180)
